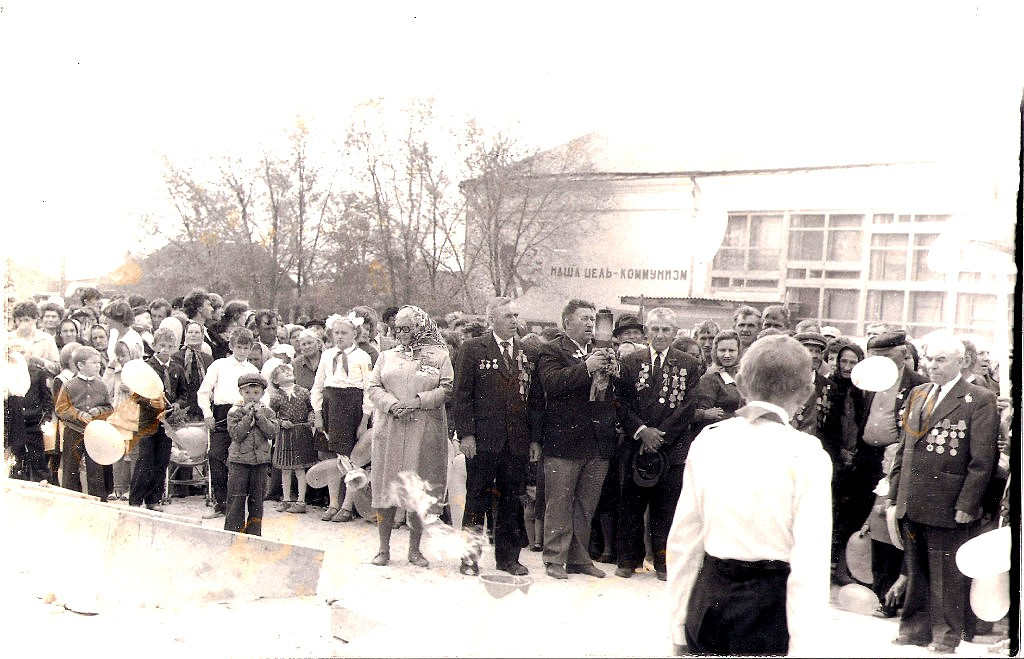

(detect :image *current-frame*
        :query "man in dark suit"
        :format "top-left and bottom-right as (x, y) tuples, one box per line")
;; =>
(888, 332), (997, 654)
(613, 307), (700, 580)
(453, 297), (535, 577)
(536, 299), (619, 579)
(833, 329), (927, 584)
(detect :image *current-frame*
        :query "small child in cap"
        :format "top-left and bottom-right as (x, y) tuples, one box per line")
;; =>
(225, 372), (279, 535)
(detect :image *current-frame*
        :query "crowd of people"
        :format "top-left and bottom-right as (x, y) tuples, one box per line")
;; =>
(3, 286), (1013, 655)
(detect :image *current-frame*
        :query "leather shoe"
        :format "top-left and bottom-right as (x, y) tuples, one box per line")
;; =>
(567, 563), (606, 578)
(496, 562), (528, 576)
(872, 605), (896, 619)
(545, 563), (568, 580)
(459, 558), (480, 576)
(927, 642), (956, 654)
(614, 566), (634, 579)
(892, 635), (929, 647)
(656, 570), (667, 582)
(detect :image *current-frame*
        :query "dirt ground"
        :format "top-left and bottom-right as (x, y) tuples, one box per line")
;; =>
(1, 494), (1013, 658)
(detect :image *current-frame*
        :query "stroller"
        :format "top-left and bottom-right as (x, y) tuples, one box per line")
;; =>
(161, 421), (213, 506)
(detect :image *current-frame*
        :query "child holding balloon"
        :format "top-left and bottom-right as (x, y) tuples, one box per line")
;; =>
(54, 346), (114, 500)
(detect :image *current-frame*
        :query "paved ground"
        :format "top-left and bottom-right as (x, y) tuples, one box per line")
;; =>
(1, 494), (1013, 657)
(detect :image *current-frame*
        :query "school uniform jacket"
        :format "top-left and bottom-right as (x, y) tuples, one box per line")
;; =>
(535, 334), (618, 460)
(615, 347), (701, 465)
(888, 377), (998, 527)
(452, 334), (534, 456)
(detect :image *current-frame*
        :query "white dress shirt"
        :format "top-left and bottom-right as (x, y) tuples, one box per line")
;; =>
(196, 356), (259, 419)
(310, 344), (373, 416)
(666, 401), (832, 656)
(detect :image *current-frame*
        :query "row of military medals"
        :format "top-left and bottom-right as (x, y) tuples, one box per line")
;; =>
(658, 368), (682, 409)
(927, 418), (966, 456)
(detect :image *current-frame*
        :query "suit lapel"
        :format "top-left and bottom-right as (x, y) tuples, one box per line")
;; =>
(927, 378), (967, 429)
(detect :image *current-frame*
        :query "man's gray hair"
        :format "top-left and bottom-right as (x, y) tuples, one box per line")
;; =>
(486, 296), (514, 318)
(645, 307), (677, 326)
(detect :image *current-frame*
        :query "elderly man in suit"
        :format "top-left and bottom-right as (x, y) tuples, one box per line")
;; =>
(536, 299), (619, 579)
(833, 329), (927, 584)
(888, 332), (997, 654)
(453, 296), (536, 577)
(614, 307), (700, 581)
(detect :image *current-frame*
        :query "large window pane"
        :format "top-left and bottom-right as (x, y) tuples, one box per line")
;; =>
(909, 291), (946, 325)
(749, 249), (782, 270)
(955, 294), (997, 325)
(866, 290), (904, 323)
(713, 248), (744, 270)
(722, 215), (747, 247)
(828, 230), (862, 260)
(788, 231), (824, 260)
(750, 215), (784, 247)
(870, 250), (907, 281)
(911, 234), (941, 281)
(788, 287), (821, 319)
(823, 289), (859, 321)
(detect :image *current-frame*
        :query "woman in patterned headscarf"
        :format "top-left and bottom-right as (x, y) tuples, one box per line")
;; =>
(365, 305), (454, 568)
(171, 321), (214, 421)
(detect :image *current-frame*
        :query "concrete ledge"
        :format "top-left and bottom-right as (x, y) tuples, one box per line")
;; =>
(0, 479), (324, 611)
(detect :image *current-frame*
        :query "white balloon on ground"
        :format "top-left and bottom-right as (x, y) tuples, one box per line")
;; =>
(835, 583), (879, 616)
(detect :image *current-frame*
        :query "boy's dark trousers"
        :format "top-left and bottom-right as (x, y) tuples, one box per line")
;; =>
(208, 404), (232, 513)
(61, 428), (113, 500)
(225, 462), (268, 535)
(129, 425), (172, 507)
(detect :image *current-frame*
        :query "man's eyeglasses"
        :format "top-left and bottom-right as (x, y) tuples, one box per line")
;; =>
(395, 326), (413, 334)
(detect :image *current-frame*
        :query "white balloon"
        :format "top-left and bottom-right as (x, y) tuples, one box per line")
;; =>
(305, 459), (340, 489)
(971, 571), (1010, 622)
(851, 356), (899, 392)
(121, 359), (164, 399)
(835, 583), (879, 616)
(885, 506), (903, 550)
(83, 420), (127, 465)
(167, 423), (209, 462)
(956, 526), (1011, 578)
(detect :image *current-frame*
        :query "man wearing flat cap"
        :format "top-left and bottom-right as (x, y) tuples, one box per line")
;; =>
(833, 329), (926, 584)
(792, 332), (832, 438)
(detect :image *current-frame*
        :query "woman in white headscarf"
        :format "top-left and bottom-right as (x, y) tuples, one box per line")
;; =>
(365, 305), (454, 568)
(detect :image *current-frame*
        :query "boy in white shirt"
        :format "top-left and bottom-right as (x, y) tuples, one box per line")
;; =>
(197, 328), (259, 519)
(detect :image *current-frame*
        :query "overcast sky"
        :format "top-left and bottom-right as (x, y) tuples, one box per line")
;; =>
(4, 0), (1021, 282)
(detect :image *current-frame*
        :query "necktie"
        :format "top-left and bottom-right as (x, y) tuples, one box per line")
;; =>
(500, 341), (512, 370)
(333, 348), (350, 378)
(652, 351), (663, 384)
(920, 384), (938, 428)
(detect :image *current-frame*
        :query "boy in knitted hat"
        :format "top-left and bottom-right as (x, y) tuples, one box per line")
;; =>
(225, 372), (279, 535)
